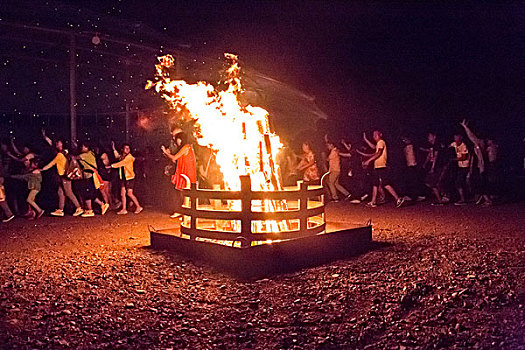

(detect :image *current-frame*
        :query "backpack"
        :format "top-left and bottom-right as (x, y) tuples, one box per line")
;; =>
(78, 156), (105, 190)
(66, 158), (83, 180)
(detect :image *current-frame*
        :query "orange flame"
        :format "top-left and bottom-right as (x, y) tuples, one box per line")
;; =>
(146, 53), (284, 193)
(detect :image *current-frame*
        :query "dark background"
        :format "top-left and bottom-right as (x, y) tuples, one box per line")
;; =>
(1, 1), (524, 162)
(106, 1), (524, 140)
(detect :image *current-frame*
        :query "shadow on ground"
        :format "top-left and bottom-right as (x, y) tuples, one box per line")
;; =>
(146, 228), (391, 280)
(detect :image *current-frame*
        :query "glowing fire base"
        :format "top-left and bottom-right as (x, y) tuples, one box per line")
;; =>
(150, 175), (372, 278)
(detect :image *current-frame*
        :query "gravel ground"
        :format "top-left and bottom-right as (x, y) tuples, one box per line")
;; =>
(1, 202), (524, 349)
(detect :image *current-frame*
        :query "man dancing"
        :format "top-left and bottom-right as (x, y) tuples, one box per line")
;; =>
(361, 130), (405, 208)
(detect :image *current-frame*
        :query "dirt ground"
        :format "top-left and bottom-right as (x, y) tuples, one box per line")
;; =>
(1, 202), (524, 349)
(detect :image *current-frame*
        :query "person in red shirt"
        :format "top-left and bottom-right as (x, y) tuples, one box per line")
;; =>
(161, 132), (197, 218)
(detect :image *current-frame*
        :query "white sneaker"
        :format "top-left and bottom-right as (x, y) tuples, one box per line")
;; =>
(396, 198), (406, 208)
(117, 210), (128, 215)
(2, 215), (15, 223)
(81, 210), (95, 218)
(170, 212), (182, 218)
(51, 209), (64, 217)
(349, 199), (361, 204)
(134, 207), (143, 214)
(101, 203), (109, 215)
(73, 208), (84, 217)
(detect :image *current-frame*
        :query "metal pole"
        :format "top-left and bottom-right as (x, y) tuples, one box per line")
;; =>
(175, 53), (181, 79)
(69, 34), (77, 143)
(125, 102), (130, 142)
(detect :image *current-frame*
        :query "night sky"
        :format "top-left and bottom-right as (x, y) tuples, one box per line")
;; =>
(1, 1), (524, 145)
(107, 1), (525, 138)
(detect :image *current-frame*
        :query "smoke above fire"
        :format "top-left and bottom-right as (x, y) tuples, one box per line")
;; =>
(146, 53), (284, 192)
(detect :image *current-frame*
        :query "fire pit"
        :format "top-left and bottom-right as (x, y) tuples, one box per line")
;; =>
(147, 53), (372, 277)
(150, 175), (372, 278)
(178, 175), (325, 247)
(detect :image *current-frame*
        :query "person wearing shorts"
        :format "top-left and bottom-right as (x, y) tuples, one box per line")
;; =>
(111, 142), (143, 215)
(10, 159), (44, 220)
(97, 148), (116, 208)
(121, 178), (135, 191)
(78, 142), (109, 217)
(362, 130), (404, 208)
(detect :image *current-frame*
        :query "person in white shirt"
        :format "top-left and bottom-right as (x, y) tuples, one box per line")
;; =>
(362, 130), (404, 208)
(450, 133), (469, 205)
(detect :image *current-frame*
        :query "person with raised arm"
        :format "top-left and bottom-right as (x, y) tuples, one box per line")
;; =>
(40, 129), (84, 217)
(111, 142), (143, 215)
(362, 131), (377, 150)
(460, 119), (492, 206)
(8, 136), (36, 163)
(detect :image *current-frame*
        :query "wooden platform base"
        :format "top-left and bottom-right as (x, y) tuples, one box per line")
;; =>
(150, 222), (372, 279)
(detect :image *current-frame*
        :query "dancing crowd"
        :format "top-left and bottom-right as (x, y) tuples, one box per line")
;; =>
(0, 119), (509, 223)
(285, 119), (503, 208)
(0, 129), (143, 222)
